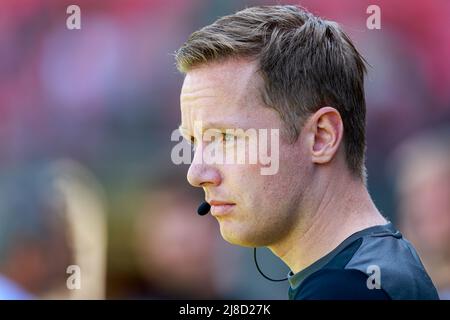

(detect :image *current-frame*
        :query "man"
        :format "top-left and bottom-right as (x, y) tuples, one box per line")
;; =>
(175, 5), (438, 299)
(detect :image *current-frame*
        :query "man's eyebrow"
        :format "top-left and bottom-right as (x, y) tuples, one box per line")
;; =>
(201, 121), (240, 130)
(179, 122), (229, 133)
(178, 120), (253, 141)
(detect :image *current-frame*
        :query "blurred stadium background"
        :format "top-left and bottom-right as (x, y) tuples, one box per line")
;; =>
(0, 0), (449, 299)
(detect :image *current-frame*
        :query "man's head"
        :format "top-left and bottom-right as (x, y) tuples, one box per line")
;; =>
(176, 5), (368, 247)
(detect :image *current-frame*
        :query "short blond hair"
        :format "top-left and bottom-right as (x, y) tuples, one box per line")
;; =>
(176, 5), (368, 178)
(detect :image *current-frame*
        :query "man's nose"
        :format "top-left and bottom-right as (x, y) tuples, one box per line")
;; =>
(187, 162), (222, 188)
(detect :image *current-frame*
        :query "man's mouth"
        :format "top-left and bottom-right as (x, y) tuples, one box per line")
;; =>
(208, 200), (235, 216)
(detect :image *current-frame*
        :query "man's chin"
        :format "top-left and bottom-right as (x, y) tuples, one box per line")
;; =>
(219, 224), (260, 247)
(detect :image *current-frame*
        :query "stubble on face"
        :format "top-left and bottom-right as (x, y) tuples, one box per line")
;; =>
(180, 58), (311, 248)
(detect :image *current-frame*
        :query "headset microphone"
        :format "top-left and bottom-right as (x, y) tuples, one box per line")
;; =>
(196, 201), (287, 282)
(197, 201), (211, 216)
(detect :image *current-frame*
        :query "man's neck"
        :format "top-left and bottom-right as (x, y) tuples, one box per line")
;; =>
(269, 173), (387, 274)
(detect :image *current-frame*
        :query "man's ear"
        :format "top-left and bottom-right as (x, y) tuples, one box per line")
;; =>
(305, 107), (344, 165)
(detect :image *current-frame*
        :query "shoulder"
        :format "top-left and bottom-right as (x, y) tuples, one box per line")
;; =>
(346, 234), (439, 299)
(292, 268), (391, 300)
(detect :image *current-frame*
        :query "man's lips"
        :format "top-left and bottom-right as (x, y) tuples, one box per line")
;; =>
(208, 200), (235, 216)
(209, 200), (235, 206)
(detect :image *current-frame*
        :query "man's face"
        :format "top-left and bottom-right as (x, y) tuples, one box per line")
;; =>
(180, 58), (312, 248)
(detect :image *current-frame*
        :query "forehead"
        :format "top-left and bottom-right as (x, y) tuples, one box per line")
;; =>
(181, 58), (260, 103)
(180, 58), (270, 130)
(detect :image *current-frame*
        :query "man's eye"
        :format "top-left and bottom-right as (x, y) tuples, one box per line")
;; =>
(189, 137), (197, 150)
(222, 133), (234, 142)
